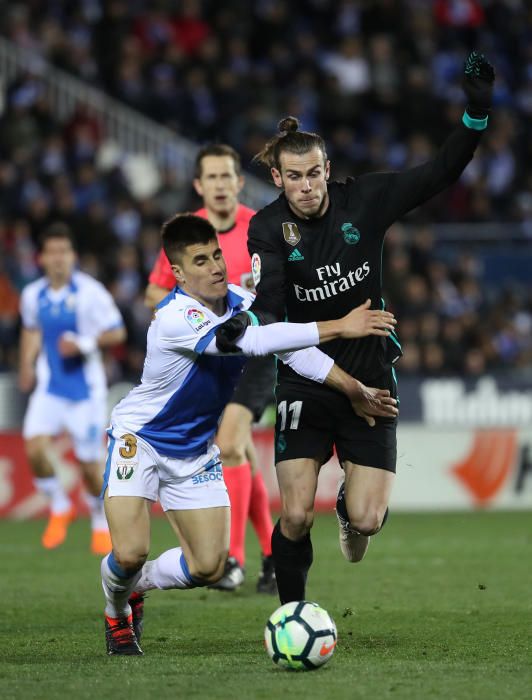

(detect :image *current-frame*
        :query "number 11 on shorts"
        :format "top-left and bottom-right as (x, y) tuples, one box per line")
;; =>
(277, 400), (303, 430)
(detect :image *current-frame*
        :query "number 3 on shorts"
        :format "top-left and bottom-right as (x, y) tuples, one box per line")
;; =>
(277, 400), (303, 430)
(119, 433), (138, 459)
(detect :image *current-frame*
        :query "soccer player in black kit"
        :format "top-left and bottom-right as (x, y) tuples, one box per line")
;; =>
(216, 52), (495, 604)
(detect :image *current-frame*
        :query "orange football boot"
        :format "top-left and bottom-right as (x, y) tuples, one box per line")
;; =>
(91, 529), (113, 556)
(41, 506), (75, 549)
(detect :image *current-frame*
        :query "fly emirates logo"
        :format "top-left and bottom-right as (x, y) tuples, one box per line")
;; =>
(293, 261), (370, 302)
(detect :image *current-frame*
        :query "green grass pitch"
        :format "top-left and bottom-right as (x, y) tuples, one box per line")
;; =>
(1, 512), (530, 700)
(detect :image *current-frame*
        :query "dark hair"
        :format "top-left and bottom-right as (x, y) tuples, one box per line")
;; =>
(161, 213), (217, 264)
(254, 116), (327, 170)
(39, 222), (75, 251)
(194, 143), (242, 178)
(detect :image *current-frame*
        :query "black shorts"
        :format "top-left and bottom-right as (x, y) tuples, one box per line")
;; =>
(274, 369), (398, 472)
(230, 356), (276, 421)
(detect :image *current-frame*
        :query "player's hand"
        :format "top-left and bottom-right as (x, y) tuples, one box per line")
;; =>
(58, 334), (82, 357)
(18, 365), (36, 393)
(215, 311), (251, 353)
(347, 382), (399, 428)
(339, 299), (396, 339)
(462, 51), (495, 118)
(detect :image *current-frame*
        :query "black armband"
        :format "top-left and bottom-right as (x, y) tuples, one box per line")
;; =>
(215, 312), (251, 353)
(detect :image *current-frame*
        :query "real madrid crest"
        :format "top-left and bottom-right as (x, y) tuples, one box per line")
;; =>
(282, 222), (301, 246)
(341, 222), (360, 245)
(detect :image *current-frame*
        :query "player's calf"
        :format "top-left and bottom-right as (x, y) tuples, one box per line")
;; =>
(335, 482), (389, 563)
(271, 520), (313, 604)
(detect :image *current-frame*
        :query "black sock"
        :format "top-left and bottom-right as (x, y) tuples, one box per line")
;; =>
(271, 520), (313, 604)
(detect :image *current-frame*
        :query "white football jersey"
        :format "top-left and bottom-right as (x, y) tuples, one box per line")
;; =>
(20, 270), (124, 401)
(111, 284), (254, 459)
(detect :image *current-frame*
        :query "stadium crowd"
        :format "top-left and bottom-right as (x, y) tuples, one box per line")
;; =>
(1, 0), (531, 379)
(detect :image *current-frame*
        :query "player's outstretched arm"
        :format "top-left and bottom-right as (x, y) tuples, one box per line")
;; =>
(278, 347), (398, 426)
(317, 299), (396, 342)
(372, 51), (495, 226)
(324, 363), (399, 427)
(212, 300), (395, 356)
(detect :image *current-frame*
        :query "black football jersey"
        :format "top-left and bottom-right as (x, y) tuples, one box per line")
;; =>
(248, 123), (483, 384)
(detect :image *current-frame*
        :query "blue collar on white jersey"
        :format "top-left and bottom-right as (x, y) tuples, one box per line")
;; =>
(157, 285), (245, 313)
(42, 275), (78, 295)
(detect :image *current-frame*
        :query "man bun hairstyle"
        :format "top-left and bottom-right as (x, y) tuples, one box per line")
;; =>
(254, 115), (327, 170)
(278, 116), (300, 134)
(162, 213), (217, 265)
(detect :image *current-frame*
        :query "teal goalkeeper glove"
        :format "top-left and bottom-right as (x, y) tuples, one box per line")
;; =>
(462, 51), (495, 119)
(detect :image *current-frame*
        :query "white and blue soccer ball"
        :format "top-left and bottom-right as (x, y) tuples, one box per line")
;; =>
(264, 601), (337, 671)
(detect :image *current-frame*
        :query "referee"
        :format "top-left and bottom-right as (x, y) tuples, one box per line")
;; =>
(217, 52), (495, 604)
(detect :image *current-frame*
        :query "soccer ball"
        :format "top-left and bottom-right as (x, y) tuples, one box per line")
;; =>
(264, 601), (337, 671)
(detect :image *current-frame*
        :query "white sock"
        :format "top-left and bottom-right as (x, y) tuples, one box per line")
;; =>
(135, 547), (199, 593)
(35, 476), (71, 515)
(85, 494), (108, 531)
(101, 553), (142, 618)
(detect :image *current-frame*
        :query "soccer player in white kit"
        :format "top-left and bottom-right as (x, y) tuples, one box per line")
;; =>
(19, 223), (126, 554)
(100, 213), (397, 655)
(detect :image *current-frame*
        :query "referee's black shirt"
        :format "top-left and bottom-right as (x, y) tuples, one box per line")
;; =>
(248, 123), (483, 385)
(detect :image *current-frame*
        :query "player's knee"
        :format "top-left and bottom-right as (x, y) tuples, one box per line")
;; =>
(25, 441), (47, 468)
(113, 547), (148, 574)
(281, 506), (313, 539)
(189, 550), (227, 584)
(217, 438), (246, 465)
(348, 506), (387, 536)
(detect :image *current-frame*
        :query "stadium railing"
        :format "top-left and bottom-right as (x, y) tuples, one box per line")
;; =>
(0, 36), (276, 210)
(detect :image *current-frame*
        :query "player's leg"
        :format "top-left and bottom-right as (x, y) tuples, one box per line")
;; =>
(210, 401), (253, 589)
(337, 462), (395, 562)
(68, 398), (111, 555)
(243, 357), (277, 590)
(133, 456), (230, 595)
(159, 505), (229, 585)
(221, 355), (276, 592)
(246, 436), (276, 594)
(334, 369), (397, 562)
(100, 431), (157, 655)
(272, 383), (333, 603)
(131, 504), (229, 643)
(79, 458), (112, 554)
(101, 492), (149, 655)
(273, 457), (320, 603)
(23, 393), (74, 548)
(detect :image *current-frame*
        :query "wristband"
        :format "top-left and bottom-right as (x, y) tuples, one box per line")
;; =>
(462, 111), (488, 131)
(63, 332), (97, 354)
(76, 335), (97, 354)
(245, 310), (260, 327)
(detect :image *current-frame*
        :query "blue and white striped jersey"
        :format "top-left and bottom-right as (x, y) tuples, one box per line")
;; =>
(111, 284), (254, 459)
(20, 270), (124, 401)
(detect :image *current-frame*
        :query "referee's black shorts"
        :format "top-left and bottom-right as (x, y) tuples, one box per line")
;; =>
(230, 356), (276, 421)
(274, 369), (398, 472)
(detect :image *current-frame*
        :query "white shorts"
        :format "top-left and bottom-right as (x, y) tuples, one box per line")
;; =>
(103, 430), (229, 512)
(23, 390), (106, 462)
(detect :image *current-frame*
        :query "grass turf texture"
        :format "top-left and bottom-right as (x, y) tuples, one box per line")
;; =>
(1, 512), (530, 700)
